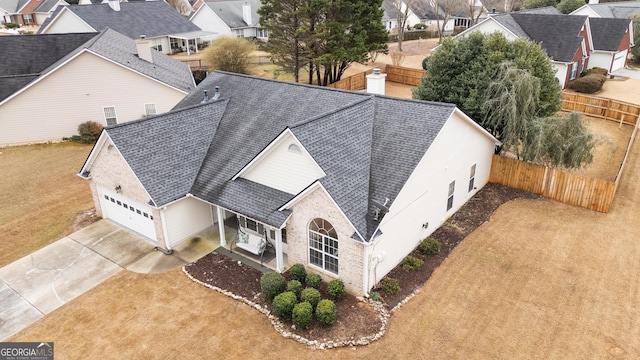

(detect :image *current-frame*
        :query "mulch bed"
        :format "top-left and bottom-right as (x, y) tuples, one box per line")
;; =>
(184, 183), (538, 344)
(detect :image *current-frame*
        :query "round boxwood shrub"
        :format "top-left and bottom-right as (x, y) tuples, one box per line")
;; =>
(289, 263), (306, 282)
(316, 299), (336, 326)
(305, 273), (322, 289)
(272, 291), (297, 318)
(419, 237), (441, 256)
(369, 291), (383, 302)
(300, 287), (321, 309)
(568, 73), (607, 94)
(292, 301), (313, 329)
(286, 279), (303, 299)
(381, 277), (401, 295)
(328, 279), (345, 300)
(260, 272), (286, 303)
(401, 255), (424, 270)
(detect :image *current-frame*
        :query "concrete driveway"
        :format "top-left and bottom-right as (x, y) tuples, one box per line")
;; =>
(611, 67), (640, 79)
(0, 220), (218, 340)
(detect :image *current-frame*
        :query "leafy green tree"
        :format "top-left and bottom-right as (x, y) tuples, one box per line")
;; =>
(522, 0), (557, 10)
(413, 31), (561, 124)
(631, 15), (640, 64)
(556, 0), (586, 14)
(202, 36), (255, 74)
(523, 113), (596, 169)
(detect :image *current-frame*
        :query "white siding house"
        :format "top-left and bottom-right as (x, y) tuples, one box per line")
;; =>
(190, 0), (265, 41)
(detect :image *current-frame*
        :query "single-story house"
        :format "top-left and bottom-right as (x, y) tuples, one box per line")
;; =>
(0, 0), (66, 25)
(572, 1), (640, 19)
(78, 71), (500, 296)
(455, 9), (593, 88)
(382, 0), (487, 34)
(190, 0), (265, 41)
(37, 0), (213, 55)
(0, 28), (195, 146)
(588, 17), (633, 73)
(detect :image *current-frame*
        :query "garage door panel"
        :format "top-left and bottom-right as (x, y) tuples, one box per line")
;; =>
(99, 188), (157, 241)
(611, 50), (628, 72)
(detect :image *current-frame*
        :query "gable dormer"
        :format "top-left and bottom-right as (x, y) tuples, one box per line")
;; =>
(234, 129), (325, 195)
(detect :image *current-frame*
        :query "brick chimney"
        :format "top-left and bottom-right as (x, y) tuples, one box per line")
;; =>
(366, 68), (386, 95)
(136, 35), (153, 63)
(108, 0), (120, 11)
(242, 2), (252, 25)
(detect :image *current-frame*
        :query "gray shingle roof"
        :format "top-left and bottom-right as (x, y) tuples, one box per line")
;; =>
(111, 72), (459, 241)
(590, 17), (632, 51)
(34, 0), (63, 13)
(107, 100), (226, 206)
(493, 13), (588, 62)
(582, 1), (640, 18)
(0, 29), (194, 102)
(39, 1), (202, 38)
(204, 0), (261, 28)
(0, 0), (19, 12)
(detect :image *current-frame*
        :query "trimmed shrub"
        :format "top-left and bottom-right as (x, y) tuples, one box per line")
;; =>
(381, 278), (401, 295)
(300, 287), (321, 309)
(73, 121), (103, 144)
(289, 263), (307, 282)
(305, 273), (322, 289)
(413, 23), (426, 30)
(292, 301), (314, 329)
(401, 255), (424, 271)
(422, 56), (430, 71)
(316, 299), (336, 326)
(286, 279), (303, 299)
(369, 291), (383, 302)
(260, 272), (286, 303)
(568, 74), (606, 94)
(272, 291), (297, 318)
(327, 279), (345, 300)
(4, 22), (19, 29)
(419, 237), (441, 256)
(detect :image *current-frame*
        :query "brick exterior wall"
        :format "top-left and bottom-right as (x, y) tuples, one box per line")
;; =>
(286, 187), (365, 295)
(88, 137), (167, 248)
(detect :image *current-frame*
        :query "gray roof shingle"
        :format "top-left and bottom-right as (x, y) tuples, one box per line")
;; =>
(39, 1), (202, 38)
(34, 0), (63, 13)
(590, 17), (632, 51)
(0, 29), (194, 102)
(203, 0), (261, 28)
(493, 13), (588, 62)
(582, 1), (640, 18)
(114, 72), (459, 241)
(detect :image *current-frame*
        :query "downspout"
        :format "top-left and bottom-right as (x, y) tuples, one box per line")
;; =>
(363, 241), (371, 296)
(154, 207), (173, 255)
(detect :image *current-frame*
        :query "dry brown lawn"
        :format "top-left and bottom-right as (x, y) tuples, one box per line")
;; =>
(0, 142), (93, 267)
(9, 126), (640, 358)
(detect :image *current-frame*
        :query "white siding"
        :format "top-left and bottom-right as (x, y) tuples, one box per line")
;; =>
(589, 51), (613, 72)
(464, 19), (518, 41)
(242, 132), (325, 195)
(571, 6), (600, 17)
(552, 62), (568, 88)
(163, 196), (213, 246)
(0, 51), (186, 146)
(191, 5), (231, 40)
(367, 111), (496, 288)
(40, 8), (94, 33)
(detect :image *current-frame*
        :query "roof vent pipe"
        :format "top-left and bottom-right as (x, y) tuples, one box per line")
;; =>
(212, 86), (220, 101)
(201, 90), (209, 103)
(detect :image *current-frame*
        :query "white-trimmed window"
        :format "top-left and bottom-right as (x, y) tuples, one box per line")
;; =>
(23, 14), (33, 24)
(269, 228), (287, 244)
(447, 180), (455, 211)
(103, 106), (117, 126)
(238, 215), (264, 236)
(309, 218), (338, 274)
(468, 164), (476, 192)
(570, 61), (580, 80)
(144, 103), (157, 116)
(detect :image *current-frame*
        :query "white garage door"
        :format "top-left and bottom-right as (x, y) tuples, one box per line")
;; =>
(99, 188), (157, 241)
(611, 50), (628, 72)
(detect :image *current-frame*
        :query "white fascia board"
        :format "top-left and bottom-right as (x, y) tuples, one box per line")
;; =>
(232, 127), (326, 180)
(452, 108), (502, 146)
(40, 6), (95, 34)
(77, 130), (110, 177)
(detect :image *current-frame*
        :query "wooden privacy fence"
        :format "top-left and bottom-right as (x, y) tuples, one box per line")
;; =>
(328, 65), (426, 91)
(489, 155), (616, 213)
(562, 93), (640, 126)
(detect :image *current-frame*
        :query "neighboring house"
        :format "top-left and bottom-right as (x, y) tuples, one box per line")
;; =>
(589, 17), (633, 72)
(189, 0), (265, 41)
(0, 28), (195, 146)
(382, 0), (487, 34)
(78, 71), (500, 296)
(455, 9), (593, 88)
(572, 1), (640, 19)
(38, 0), (212, 54)
(0, 0), (66, 25)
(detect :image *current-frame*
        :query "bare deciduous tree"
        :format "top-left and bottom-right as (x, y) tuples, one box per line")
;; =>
(166, 0), (193, 16)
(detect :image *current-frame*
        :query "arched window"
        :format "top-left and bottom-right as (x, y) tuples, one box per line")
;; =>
(308, 218), (338, 274)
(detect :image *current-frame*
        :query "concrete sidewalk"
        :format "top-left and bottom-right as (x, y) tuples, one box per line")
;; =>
(0, 220), (219, 340)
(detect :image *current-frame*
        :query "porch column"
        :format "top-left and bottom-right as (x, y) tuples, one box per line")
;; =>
(217, 207), (227, 247)
(274, 229), (284, 272)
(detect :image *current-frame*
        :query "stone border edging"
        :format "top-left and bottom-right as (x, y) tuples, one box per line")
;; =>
(182, 266), (391, 349)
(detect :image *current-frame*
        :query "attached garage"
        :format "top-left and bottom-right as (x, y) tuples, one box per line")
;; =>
(611, 50), (628, 72)
(98, 187), (157, 241)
